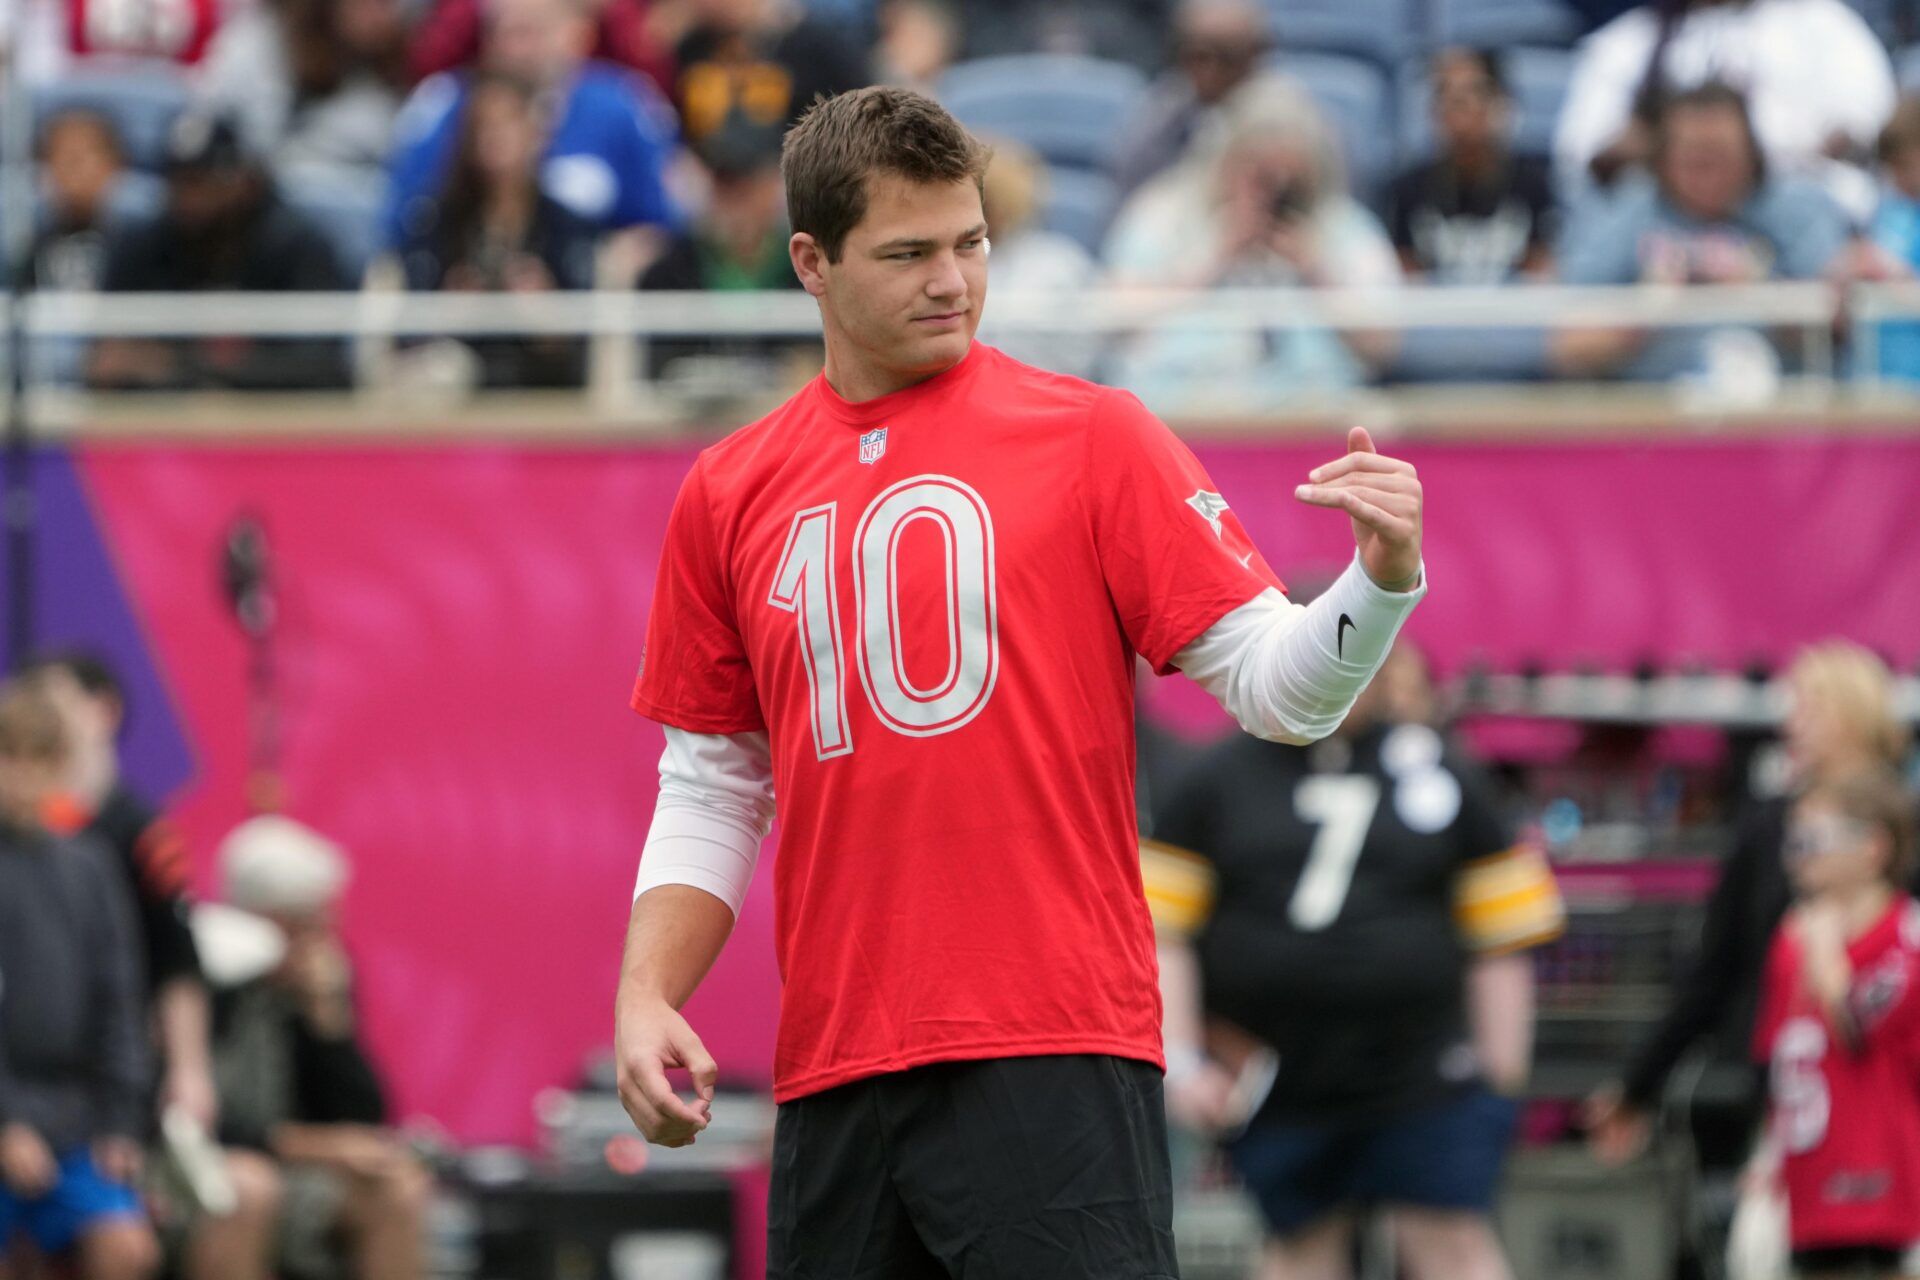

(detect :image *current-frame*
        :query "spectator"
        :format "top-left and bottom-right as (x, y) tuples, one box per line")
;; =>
(15, 111), (127, 292)
(1148, 643), (1564, 1280)
(1, 0), (219, 84)
(949, 0), (1172, 71)
(1554, 0), (1895, 217)
(212, 817), (430, 1280)
(1585, 640), (1915, 1170)
(196, 0), (410, 178)
(1111, 0), (1271, 202)
(89, 113), (351, 391)
(1550, 83), (1848, 381)
(386, 0), (679, 250)
(1387, 48), (1557, 283)
(402, 71), (598, 387)
(671, 0), (868, 150)
(637, 119), (809, 381)
(1868, 96), (1920, 383)
(19, 653), (284, 1280)
(1747, 769), (1920, 1280)
(1104, 74), (1401, 412)
(0, 681), (158, 1280)
(972, 138), (1098, 375)
(409, 0), (677, 95)
(13, 110), (140, 386)
(873, 0), (960, 98)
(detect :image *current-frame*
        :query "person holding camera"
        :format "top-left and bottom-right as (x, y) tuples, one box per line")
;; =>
(1105, 73), (1402, 412)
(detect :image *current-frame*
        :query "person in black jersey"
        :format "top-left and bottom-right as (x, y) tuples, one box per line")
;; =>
(1147, 642), (1564, 1280)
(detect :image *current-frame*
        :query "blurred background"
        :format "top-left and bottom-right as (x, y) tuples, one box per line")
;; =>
(3, 0), (1920, 1274)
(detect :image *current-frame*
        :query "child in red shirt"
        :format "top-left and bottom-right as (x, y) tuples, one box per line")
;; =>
(1751, 768), (1920, 1279)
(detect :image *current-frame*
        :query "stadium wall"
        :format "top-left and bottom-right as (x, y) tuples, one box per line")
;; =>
(28, 432), (1920, 1143)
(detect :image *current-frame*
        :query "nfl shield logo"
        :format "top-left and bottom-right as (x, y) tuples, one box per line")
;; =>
(858, 427), (888, 465)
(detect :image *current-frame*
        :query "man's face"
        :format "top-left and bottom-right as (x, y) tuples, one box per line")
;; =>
(44, 118), (120, 222)
(1659, 106), (1755, 221)
(800, 174), (987, 384)
(486, 0), (589, 86)
(1175, 6), (1266, 104)
(34, 670), (116, 773)
(1432, 52), (1506, 154)
(168, 168), (251, 233)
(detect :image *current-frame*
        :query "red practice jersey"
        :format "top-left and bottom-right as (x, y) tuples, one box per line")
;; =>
(65, 0), (219, 63)
(1754, 897), (1920, 1252)
(633, 343), (1283, 1101)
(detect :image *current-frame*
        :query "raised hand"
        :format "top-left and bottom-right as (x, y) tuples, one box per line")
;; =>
(1294, 426), (1423, 591)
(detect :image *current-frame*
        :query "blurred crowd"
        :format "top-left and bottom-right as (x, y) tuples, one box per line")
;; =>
(4, 0), (1920, 396)
(0, 655), (429, 1280)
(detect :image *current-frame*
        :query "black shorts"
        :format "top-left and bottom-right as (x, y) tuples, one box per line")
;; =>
(766, 1053), (1179, 1279)
(1790, 1244), (1907, 1275)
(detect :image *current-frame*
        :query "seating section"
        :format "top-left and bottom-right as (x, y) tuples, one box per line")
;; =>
(938, 55), (1150, 174)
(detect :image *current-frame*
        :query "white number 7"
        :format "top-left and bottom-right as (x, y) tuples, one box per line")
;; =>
(1289, 775), (1381, 931)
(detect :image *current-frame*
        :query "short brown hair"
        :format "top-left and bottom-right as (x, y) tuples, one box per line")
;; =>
(0, 681), (69, 767)
(782, 87), (988, 263)
(1880, 94), (1920, 165)
(1800, 768), (1919, 887)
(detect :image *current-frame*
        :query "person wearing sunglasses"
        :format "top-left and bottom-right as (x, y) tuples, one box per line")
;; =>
(1747, 769), (1920, 1280)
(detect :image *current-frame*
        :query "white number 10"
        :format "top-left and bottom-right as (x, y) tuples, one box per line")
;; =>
(769, 476), (999, 759)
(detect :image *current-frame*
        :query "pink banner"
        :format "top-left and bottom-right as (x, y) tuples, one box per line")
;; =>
(69, 431), (1920, 1143)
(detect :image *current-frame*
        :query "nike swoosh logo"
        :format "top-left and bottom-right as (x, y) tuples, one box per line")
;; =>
(1337, 613), (1355, 658)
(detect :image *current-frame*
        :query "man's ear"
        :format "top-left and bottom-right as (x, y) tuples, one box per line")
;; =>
(790, 232), (830, 298)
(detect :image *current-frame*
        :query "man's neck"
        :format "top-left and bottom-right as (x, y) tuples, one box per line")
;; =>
(821, 343), (963, 403)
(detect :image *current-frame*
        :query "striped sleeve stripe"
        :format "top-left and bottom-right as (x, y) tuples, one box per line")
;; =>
(1140, 838), (1216, 937)
(1455, 844), (1566, 954)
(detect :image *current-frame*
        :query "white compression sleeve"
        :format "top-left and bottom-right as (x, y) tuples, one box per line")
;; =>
(632, 727), (776, 919)
(1172, 552), (1428, 744)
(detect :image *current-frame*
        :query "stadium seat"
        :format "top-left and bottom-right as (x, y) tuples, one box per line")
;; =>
(1263, 0), (1417, 69)
(1432, 0), (1582, 48)
(30, 74), (190, 171)
(1041, 167), (1120, 254)
(1848, 0), (1916, 46)
(1898, 42), (1920, 89)
(1271, 54), (1398, 202)
(1396, 46), (1574, 163)
(938, 55), (1150, 174)
(278, 165), (387, 284)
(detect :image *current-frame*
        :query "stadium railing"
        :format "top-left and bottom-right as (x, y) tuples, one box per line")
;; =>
(6, 282), (1920, 431)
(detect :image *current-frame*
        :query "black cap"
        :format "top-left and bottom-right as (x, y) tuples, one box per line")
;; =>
(698, 115), (784, 180)
(164, 111), (249, 174)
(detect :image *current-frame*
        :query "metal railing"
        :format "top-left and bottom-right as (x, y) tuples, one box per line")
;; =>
(5, 280), (1919, 423)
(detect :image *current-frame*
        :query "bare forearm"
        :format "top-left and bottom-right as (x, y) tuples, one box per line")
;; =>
(1468, 951), (1536, 1094)
(156, 979), (213, 1076)
(1157, 939), (1206, 1068)
(619, 885), (735, 1011)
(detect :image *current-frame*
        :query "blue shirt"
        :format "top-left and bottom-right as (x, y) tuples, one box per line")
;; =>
(1869, 189), (1920, 382)
(385, 61), (681, 248)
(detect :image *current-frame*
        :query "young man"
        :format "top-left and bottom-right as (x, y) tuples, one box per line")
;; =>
(0, 681), (158, 1280)
(615, 86), (1428, 1277)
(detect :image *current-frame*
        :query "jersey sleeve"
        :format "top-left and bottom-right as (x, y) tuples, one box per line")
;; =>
(631, 459), (766, 734)
(1450, 755), (1565, 954)
(1140, 839), (1216, 939)
(1084, 389), (1285, 674)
